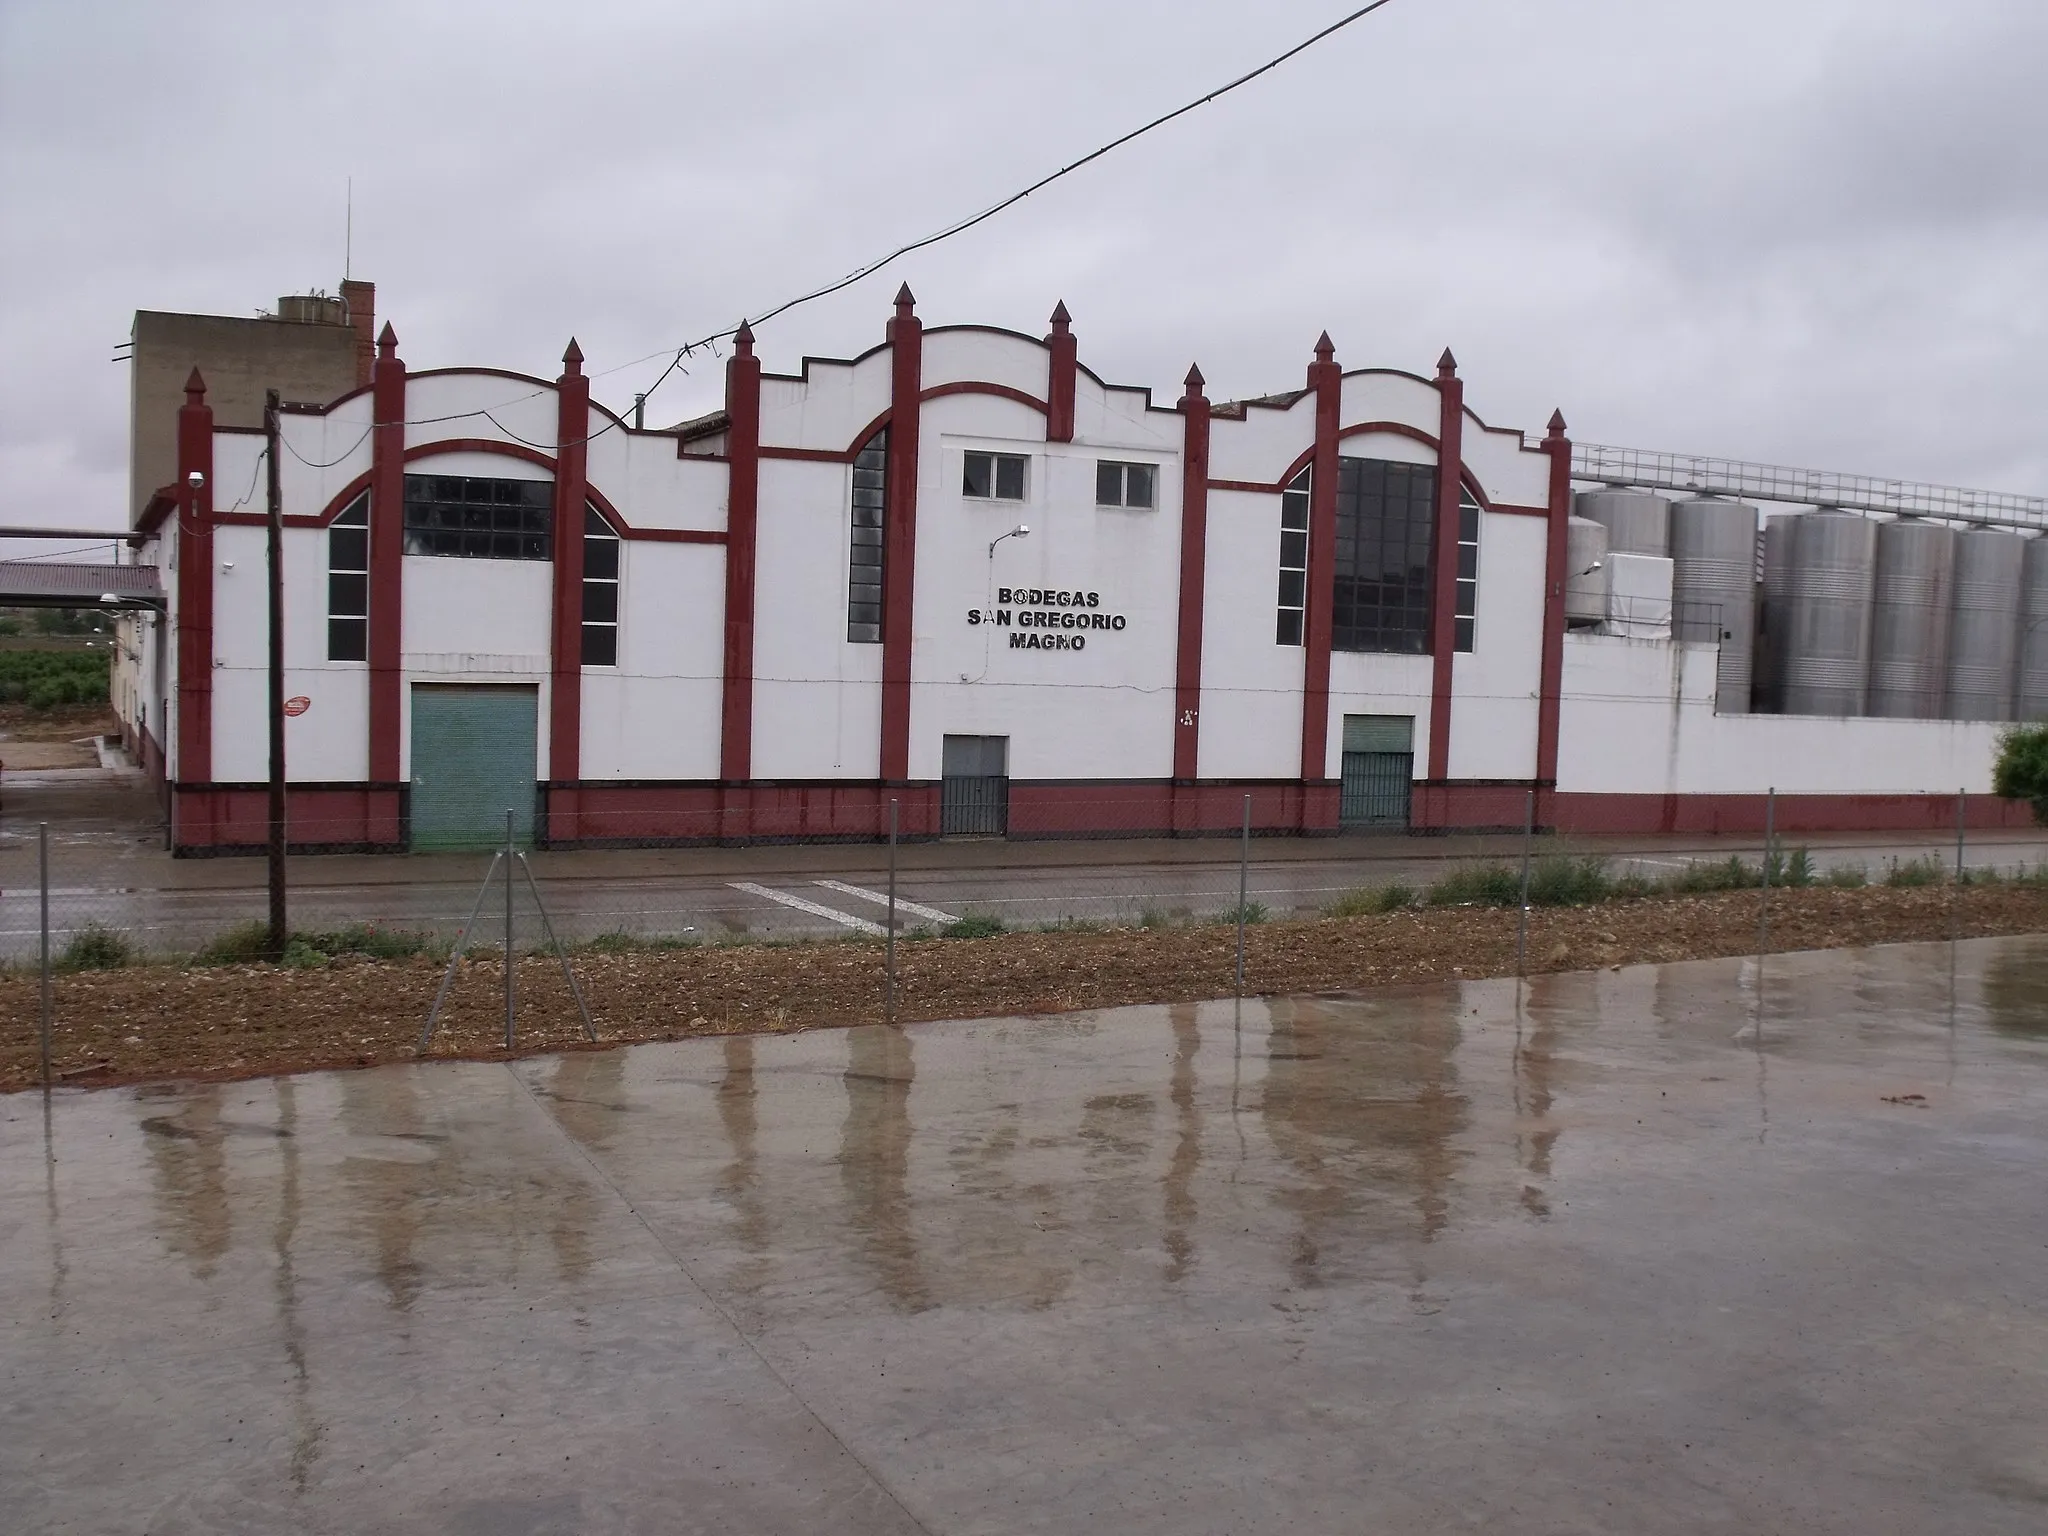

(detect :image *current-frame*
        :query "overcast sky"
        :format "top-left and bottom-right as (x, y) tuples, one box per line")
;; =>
(2, 0), (2043, 548)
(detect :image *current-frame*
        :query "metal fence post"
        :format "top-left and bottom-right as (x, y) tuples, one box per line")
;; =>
(504, 808), (516, 1051)
(1953, 785), (1966, 943)
(886, 798), (898, 1022)
(39, 822), (51, 1091)
(1757, 786), (1775, 959)
(1235, 794), (1250, 996)
(1515, 789), (1534, 979)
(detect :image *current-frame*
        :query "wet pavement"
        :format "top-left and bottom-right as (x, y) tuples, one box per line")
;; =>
(4, 936), (2048, 1533)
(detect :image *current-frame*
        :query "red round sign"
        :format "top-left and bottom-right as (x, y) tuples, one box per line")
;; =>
(283, 696), (312, 717)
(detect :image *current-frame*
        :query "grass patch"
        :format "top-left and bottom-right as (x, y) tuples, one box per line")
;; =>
(1036, 916), (1107, 934)
(1326, 882), (1415, 917)
(939, 913), (1006, 940)
(577, 928), (698, 954)
(1217, 900), (1269, 926)
(191, 919), (444, 967)
(1527, 854), (1614, 907)
(1137, 907), (1177, 930)
(1663, 856), (1763, 894)
(1823, 862), (1869, 889)
(57, 921), (132, 972)
(1426, 862), (1522, 908)
(1883, 855), (1945, 888)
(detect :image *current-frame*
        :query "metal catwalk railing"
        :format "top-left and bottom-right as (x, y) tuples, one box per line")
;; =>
(1572, 444), (2047, 532)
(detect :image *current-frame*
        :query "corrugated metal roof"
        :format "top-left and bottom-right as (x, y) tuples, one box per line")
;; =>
(0, 562), (164, 608)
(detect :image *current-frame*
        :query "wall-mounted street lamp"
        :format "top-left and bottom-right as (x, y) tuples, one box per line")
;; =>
(988, 524), (1030, 557)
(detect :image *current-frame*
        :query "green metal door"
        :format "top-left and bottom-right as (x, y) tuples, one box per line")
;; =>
(409, 685), (539, 850)
(1340, 714), (1414, 829)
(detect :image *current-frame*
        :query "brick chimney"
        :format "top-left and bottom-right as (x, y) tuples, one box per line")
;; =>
(339, 279), (376, 388)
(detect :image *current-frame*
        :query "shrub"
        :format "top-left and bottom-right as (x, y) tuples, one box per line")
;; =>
(190, 920), (273, 965)
(1426, 862), (1522, 907)
(1327, 883), (1415, 917)
(1527, 854), (1613, 907)
(1217, 900), (1268, 926)
(57, 922), (132, 972)
(939, 913), (1006, 939)
(1992, 724), (2048, 826)
(1663, 856), (1761, 894)
(192, 920), (443, 966)
(0, 648), (110, 710)
(579, 928), (695, 954)
(1823, 863), (1869, 889)
(1883, 856), (1944, 888)
(1136, 907), (1177, 930)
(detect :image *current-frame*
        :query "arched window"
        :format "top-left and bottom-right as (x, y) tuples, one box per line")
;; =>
(326, 492), (369, 661)
(848, 428), (888, 643)
(1275, 467), (1310, 646)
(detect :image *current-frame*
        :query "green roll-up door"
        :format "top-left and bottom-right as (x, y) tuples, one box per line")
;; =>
(409, 685), (539, 850)
(1340, 713), (1414, 829)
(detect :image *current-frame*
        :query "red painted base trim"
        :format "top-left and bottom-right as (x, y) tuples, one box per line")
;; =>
(163, 780), (2041, 853)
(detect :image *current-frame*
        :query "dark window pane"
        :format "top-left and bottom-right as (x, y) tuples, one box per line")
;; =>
(583, 537), (619, 579)
(1125, 464), (1154, 508)
(581, 623), (617, 668)
(1455, 617), (1474, 653)
(582, 581), (618, 623)
(1457, 545), (1477, 580)
(330, 526), (368, 571)
(1277, 611), (1303, 646)
(328, 572), (367, 617)
(1097, 461), (1122, 505)
(1277, 570), (1305, 607)
(962, 452), (991, 498)
(1459, 505), (1479, 541)
(994, 455), (1025, 500)
(1280, 530), (1307, 569)
(334, 494), (368, 528)
(327, 616), (367, 662)
(1281, 493), (1310, 531)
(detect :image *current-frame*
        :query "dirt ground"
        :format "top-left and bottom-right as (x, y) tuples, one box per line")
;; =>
(5, 881), (2043, 1093)
(0, 704), (117, 769)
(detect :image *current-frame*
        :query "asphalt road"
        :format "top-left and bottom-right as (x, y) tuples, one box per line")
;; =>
(4, 766), (2045, 959)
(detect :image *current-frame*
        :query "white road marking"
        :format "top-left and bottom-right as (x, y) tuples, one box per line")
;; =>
(729, 882), (886, 935)
(813, 879), (959, 925)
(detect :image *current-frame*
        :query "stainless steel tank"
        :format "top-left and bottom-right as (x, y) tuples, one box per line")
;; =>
(1866, 518), (1956, 719)
(1782, 510), (1876, 717)
(1754, 513), (1799, 712)
(1670, 497), (1758, 713)
(1947, 526), (2026, 720)
(2020, 536), (2048, 721)
(1565, 516), (1609, 625)
(1575, 488), (1670, 557)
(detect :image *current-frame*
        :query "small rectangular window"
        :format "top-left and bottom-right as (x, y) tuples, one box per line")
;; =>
(963, 450), (1028, 502)
(1096, 461), (1156, 509)
(326, 492), (369, 661)
(1276, 468), (1311, 646)
(581, 504), (620, 667)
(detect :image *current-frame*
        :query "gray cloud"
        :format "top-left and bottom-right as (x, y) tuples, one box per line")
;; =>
(1, 0), (2041, 535)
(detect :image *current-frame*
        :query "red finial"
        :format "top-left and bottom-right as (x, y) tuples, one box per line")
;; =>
(1545, 409), (1568, 439)
(1048, 299), (1071, 335)
(733, 319), (755, 356)
(183, 367), (207, 403)
(1313, 331), (1335, 363)
(1183, 363), (1206, 394)
(1437, 348), (1458, 379)
(562, 337), (584, 373)
(894, 283), (916, 316)
(377, 321), (398, 355)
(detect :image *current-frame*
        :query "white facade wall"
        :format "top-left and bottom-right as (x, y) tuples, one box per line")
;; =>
(580, 539), (724, 781)
(758, 351), (893, 454)
(1449, 512), (1547, 780)
(921, 328), (1051, 402)
(1558, 636), (2008, 795)
(1199, 488), (1305, 780)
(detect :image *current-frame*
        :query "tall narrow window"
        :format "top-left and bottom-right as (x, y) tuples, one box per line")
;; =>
(848, 428), (887, 643)
(1275, 467), (1311, 646)
(326, 492), (368, 661)
(581, 504), (619, 667)
(1332, 457), (1436, 654)
(1455, 488), (1480, 653)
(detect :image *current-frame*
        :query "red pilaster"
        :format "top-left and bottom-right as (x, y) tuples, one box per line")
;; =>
(1426, 348), (1465, 780)
(880, 285), (923, 784)
(1045, 300), (1076, 444)
(1299, 333), (1342, 809)
(367, 323), (407, 801)
(548, 339), (591, 840)
(1172, 365), (1211, 810)
(1535, 410), (1573, 807)
(173, 370), (215, 831)
(720, 321), (762, 789)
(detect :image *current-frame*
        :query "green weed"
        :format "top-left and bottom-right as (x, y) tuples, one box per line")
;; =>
(1883, 856), (1945, 888)
(939, 913), (1006, 939)
(57, 922), (132, 972)
(1425, 862), (1522, 907)
(1326, 882), (1415, 917)
(1217, 900), (1268, 926)
(1823, 863), (1869, 889)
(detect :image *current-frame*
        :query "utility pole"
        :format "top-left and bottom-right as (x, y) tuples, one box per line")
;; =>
(264, 390), (288, 959)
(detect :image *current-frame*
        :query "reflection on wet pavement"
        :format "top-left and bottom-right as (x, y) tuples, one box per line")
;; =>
(4, 936), (2047, 1534)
